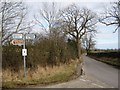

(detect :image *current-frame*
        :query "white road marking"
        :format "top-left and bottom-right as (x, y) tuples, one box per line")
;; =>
(85, 79), (90, 82)
(80, 79), (86, 82)
(92, 83), (104, 88)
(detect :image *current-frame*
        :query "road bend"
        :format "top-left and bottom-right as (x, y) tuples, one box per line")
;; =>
(83, 55), (118, 88)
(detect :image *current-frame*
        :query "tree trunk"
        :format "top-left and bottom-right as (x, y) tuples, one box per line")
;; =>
(76, 38), (81, 60)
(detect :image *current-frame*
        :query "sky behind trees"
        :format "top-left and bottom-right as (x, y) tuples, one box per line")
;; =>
(24, 0), (118, 49)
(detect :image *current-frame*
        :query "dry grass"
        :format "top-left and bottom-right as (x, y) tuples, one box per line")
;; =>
(2, 60), (79, 88)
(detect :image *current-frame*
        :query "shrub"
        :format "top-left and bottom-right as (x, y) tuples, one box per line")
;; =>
(2, 36), (77, 72)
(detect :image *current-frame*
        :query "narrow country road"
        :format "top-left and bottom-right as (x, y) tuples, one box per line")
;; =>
(33, 55), (118, 88)
(83, 55), (118, 88)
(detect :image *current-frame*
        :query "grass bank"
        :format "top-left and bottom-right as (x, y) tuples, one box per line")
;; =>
(87, 52), (120, 69)
(2, 60), (81, 88)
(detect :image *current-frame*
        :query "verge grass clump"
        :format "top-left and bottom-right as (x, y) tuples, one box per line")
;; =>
(2, 60), (77, 88)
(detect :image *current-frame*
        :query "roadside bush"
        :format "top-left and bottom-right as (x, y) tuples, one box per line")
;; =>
(2, 45), (22, 72)
(2, 36), (77, 72)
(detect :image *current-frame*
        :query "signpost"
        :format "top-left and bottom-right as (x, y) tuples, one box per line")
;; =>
(26, 33), (35, 40)
(11, 40), (24, 45)
(22, 49), (27, 56)
(11, 33), (35, 80)
(23, 34), (26, 80)
(12, 33), (23, 39)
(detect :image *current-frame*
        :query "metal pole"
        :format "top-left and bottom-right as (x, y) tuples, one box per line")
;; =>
(23, 34), (26, 80)
(24, 55), (26, 80)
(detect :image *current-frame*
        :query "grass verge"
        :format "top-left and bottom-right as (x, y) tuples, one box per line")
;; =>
(2, 60), (80, 88)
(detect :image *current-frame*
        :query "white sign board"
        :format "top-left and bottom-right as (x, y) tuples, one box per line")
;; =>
(22, 49), (27, 56)
(26, 34), (35, 40)
(12, 33), (23, 39)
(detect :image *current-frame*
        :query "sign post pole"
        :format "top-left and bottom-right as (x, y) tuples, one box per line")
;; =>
(12, 33), (35, 80)
(23, 34), (26, 80)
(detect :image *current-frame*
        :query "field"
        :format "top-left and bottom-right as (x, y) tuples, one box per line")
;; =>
(87, 51), (120, 69)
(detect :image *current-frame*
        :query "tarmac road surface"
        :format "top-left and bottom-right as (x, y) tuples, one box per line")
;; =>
(83, 55), (118, 88)
(33, 55), (117, 88)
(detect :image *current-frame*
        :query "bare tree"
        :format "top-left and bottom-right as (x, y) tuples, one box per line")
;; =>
(0, 1), (34, 44)
(60, 4), (98, 59)
(82, 33), (96, 54)
(34, 2), (60, 35)
(99, 0), (120, 33)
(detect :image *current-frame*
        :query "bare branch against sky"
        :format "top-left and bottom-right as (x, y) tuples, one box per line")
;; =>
(0, 1), (35, 44)
(0, 0), (118, 49)
(99, 0), (120, 33)
(28, 1), (118, 49)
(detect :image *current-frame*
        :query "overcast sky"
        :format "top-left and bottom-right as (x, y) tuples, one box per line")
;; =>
(24, 0), (118, 49)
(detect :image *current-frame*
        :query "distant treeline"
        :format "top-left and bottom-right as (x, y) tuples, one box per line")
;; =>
(93, 49), (119, 52)
(88, 51), (120, 68)
(88, 51), (120, 58)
